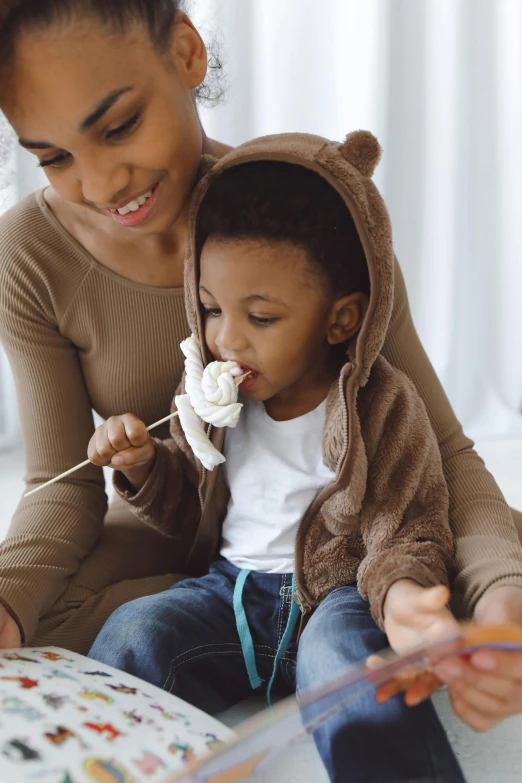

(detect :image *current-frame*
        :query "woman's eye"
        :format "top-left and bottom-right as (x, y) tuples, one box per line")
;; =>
(106, 112), (141, 141)
(38, 152), (71, 170)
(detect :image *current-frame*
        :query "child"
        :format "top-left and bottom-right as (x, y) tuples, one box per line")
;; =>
(89, 131), (465, 783)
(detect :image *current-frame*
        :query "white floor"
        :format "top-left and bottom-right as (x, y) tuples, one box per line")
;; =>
(1, 438), (522, 782)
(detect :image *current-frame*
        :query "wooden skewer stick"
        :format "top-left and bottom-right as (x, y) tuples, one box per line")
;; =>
(24, 371), (251, 499)
(24, 411), (181, 499)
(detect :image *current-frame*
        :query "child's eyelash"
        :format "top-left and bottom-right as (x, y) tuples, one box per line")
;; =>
(202, 308), (277, 326)
(250, 316), (278, 326)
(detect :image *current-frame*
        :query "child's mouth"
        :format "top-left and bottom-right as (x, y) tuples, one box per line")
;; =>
(237, 366), (259, 391)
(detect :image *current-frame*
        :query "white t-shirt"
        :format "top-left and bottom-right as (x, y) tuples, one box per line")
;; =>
(220, 398), (336, 573)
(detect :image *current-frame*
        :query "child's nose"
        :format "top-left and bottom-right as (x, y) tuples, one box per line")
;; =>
(215, 319), (248, 354)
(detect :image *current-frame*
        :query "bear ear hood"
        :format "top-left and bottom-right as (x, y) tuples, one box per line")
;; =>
(339, 130), (382, 178)
(184, 130), (394, 389)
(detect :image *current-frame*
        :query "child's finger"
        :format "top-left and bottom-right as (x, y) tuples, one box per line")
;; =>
(110, 443), (155, 468)
(387, 584), (451, 628)
(107, 416), (132, 452)
(416, 585), (451, 613)
(92, 426), (117, 465)
(366, 654), (386, 670)
(119, 413), (150, 448)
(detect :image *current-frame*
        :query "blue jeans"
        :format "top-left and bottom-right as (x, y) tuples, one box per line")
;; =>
(89, 560), (465, 783)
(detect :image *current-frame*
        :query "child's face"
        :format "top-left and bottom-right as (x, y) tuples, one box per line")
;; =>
(199, 237), (362, 413)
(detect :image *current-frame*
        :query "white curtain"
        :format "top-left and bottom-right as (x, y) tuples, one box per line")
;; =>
(1, 0), (521, 445)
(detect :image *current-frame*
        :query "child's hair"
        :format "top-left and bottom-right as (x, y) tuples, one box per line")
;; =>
(0, 0), (224, 105)
(196, 161), (370, 298)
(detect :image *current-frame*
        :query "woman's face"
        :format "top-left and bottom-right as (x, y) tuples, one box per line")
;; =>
(1, 15), (207, 234)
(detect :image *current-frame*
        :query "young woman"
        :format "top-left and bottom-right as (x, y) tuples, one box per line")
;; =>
(0, 0), (521, 733)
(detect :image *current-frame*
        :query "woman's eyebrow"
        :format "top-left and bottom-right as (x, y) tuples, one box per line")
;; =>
(18, 86), (134, 149)
(79, 86), (134, 131)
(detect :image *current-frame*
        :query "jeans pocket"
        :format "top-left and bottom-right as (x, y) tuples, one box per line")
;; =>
(164, 642), (245, 693)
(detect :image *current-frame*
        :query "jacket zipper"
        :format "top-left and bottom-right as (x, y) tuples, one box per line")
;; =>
(292, 364), (353, 629)
(292, 588), (313, 615)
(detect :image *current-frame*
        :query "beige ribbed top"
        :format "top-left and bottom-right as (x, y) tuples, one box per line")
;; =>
(0, 190), (521, 642)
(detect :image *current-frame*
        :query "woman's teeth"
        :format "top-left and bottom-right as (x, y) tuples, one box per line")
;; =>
(113, 190), (152, 216)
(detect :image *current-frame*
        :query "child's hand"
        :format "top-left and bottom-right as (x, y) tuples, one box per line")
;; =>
(383, 579), (460, 656)
(88, 414), (156, 491)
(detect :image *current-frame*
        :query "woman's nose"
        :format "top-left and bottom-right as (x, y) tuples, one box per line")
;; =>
(79, 154), (131, 209)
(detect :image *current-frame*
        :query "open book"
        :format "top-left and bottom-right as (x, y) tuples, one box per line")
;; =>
(0, 625), (521, 783)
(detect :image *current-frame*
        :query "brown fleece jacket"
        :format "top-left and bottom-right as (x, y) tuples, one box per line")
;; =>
(114, 130), (453, 629)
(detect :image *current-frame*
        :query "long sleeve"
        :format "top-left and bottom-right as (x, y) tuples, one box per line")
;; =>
(357, 357), (454, 628)
(0, 238), (107, 643)
(0, 193), (190, 644)
(382, 257), (522, 615)
(112, 434), (201, 546)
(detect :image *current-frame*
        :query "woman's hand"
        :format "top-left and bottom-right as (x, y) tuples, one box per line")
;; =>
(433, 585), (522, 731)
(0, 605), (21, 649)
(383, 579), (460, 655)
(88, 413), (156, 492)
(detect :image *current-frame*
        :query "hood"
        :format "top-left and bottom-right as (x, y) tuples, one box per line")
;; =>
(184, 130), (394, 390)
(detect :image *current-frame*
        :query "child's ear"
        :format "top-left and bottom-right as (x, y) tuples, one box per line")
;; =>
(327, 292), (369, 345)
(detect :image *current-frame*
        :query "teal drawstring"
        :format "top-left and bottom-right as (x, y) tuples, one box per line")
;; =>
(233, 570), (300, 707)
(233, 569), (263, 690)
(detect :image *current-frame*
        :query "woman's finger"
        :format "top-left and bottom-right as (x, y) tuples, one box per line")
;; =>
(471, 649), (522, 682)
(450, 692), (501, 732)
(448, 679), (510, 718)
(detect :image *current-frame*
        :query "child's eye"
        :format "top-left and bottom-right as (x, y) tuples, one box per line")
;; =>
(250, 315), (278, 326)
(106, 112), (141, 141)
(203, 307), (222, 318)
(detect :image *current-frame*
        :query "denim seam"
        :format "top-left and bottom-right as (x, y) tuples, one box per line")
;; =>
(276, 574), (286, 645)
(172, 649), (296, 668)
(164, 649), (296, 691)
(163, 645), (295, 690)
(172, 641), (279, 662)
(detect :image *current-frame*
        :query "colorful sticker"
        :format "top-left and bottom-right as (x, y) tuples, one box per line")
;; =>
(83, 758), (132, 783)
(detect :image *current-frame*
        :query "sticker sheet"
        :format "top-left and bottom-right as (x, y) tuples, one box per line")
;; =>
(0, 648), (235, 783)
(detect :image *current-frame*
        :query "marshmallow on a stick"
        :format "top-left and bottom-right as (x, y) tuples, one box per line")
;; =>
(175, 336), (244, 470)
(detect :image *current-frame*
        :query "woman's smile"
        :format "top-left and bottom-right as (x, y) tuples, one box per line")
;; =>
(105, 182), (161, 228)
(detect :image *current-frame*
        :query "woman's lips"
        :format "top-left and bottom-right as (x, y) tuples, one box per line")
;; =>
(106, 183), (160, 227)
